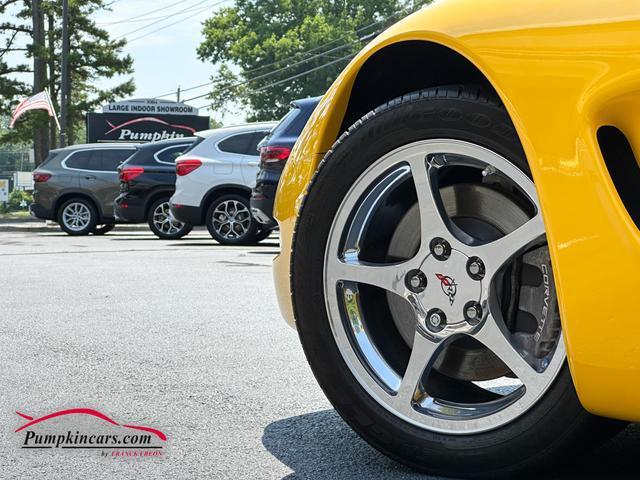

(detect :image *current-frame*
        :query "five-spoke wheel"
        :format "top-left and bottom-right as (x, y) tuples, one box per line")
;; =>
(291, 86), (623, 477)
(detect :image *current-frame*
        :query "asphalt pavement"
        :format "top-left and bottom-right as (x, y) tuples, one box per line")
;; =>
(0, 225), (638, 479)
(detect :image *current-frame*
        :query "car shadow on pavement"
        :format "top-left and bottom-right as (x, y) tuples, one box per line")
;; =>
(263, 410), (640, 480)
(262, 409), (437, 480)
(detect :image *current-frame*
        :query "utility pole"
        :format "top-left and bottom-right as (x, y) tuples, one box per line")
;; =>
(59, 0), (69, 147)
(177, 86), (181, 103)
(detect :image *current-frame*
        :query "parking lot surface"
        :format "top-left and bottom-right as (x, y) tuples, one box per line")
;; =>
(1, 225), (639, 479)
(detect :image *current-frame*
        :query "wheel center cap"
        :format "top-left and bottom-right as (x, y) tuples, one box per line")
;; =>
(418, 249), (483, 327)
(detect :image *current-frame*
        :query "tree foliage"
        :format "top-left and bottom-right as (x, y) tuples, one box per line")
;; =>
(0, 0), (30, 118)
(0, 0), (135, 147)
(198, 0), (430, 121)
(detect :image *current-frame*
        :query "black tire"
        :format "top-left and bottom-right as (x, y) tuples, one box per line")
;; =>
(91, 224), (115, 235)
(205, 194), (258, 245)
(147, 198), (193, 240)
(253, 226), (273, 244)
(291, 85), (625, 478)
(57, 197), (98, 236)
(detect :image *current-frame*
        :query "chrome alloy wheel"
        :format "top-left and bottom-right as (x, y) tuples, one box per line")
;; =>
(323, 139), (565, 435)
(212, 200), (251, 240)
(62, 202), (91, 232)
(153, 201), (184, 235)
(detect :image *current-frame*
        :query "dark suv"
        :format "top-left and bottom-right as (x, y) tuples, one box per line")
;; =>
(250, 97), (320, 229)
(114, 138), (196, 239)
(30, 143), (137, 235)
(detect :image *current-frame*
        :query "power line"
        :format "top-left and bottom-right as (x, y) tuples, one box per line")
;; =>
(183, 32), (376, 102)
(192, 53), (356, 111)
(185, 51), (356, 103)
(251, 53), (356, 94)
(115, 0), (224, 40)
(157, 33), (373, 100)
(152, 1), (431, 103)
(101, 0), (199, 26)
(122, 1), (231, 44)
(154, 11), (400, 100)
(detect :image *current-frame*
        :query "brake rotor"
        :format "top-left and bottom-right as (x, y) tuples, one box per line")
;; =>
(386, 183), (559, 381)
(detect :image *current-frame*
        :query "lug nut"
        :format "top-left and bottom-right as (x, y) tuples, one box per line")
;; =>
(426, 308), (446, 333)
(405, 270), (428, 293)
(430, 238), (451, 261)
(464, 301), (483, 325)
(466, 257), (485, 280)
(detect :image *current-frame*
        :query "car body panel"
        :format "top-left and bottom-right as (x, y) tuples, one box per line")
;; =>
(31, 144), (136, 223)
(251, 97), (321, 229)
(114, 138), (195, 223)
(273, 0), (640, 421)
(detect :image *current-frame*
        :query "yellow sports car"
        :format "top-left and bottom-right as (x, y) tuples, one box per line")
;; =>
(273, 0), (640, 476)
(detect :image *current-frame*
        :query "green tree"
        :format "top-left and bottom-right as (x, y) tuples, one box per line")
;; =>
(197, 0), (430, 121)
(0, 0), (135, 159)
(0, 0), (30, 117)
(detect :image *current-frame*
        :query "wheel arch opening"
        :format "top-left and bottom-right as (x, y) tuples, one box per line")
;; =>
(201, 185), (252, 222)
(54, 192), (100, 219)
(339, 40), (504, 134)
(144, 190), (174, 219)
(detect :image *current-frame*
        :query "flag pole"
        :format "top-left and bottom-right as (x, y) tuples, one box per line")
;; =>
(45, 89), (61, 131)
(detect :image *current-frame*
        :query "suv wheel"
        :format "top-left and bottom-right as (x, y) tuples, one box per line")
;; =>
(206, 194), (258, 245)
(57, 198), (97, 236)
(148, 198), (192, 240)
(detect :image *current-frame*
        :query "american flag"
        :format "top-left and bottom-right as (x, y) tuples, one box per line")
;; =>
(9, 90), (59, 129)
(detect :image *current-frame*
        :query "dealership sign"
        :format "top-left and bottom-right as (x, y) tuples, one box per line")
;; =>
(86, 99), (209, 144)
(102, 99), (199, 116)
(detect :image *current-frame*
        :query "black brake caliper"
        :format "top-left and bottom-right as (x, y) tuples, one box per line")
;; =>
(507, 246), (562, 371)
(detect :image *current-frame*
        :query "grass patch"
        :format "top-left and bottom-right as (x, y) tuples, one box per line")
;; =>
(0, 210), (32, 220)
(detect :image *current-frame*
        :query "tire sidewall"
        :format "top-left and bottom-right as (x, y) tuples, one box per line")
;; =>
(57, 198), (98, 236)
(91, 224), (115, 235)
(205, 194), (257, 245)
(292, 91), (601, 476)
(148, 198), (192, 240)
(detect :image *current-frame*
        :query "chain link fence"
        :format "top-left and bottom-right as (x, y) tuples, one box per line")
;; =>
(0, 149), (34, 176)
(0, 149), (35, 212)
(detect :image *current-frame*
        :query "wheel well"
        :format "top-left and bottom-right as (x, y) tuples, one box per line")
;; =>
(54, 193), (100, 220)
(340, 41), (502, 133)
(201, 185), (251, 221)
(144, 190), (174, 219)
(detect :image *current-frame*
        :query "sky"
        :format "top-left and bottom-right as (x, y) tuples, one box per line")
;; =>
(92, 0), (242, 123)
(3, 0), (243, 124)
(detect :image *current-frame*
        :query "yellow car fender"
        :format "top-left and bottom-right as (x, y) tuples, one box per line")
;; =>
(274, 0), (640, 422)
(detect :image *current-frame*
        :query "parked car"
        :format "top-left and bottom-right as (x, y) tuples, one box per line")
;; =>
(30, 143), (137, 235)
(114, 137), (196, 240)
(250, 97), (320, 229)
(272, 1), (640, 478)
(169, 122), (277, 245)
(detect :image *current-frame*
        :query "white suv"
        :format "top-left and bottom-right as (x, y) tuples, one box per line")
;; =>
(169, 122), (276, 245)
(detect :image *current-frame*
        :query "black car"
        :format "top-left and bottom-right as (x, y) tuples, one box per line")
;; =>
(250, 97), (320, 229)
(114, 138), (196, 239)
